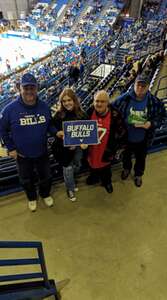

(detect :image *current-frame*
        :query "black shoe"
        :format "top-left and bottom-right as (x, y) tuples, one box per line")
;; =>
(104, 183), (113, 193)
(134, 176), (142, 187)
(86, 175), (99, 185)
(121, 169), (130, 180)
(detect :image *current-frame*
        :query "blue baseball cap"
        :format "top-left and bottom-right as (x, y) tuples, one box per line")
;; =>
(135, 75), (150, 85)
(21, 73), (37, 87)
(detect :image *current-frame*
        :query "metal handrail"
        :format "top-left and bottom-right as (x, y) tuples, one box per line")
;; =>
(155, 75), (167, 97)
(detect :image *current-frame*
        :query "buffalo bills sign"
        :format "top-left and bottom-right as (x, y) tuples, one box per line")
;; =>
(63, 120), (98, 146)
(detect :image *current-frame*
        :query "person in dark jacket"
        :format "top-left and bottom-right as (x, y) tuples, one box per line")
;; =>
(68, 62), (80, 88)
(99, 47), (106, 64)
(52, 88), (87, 202)
(86, 90), (127, 193)
(113, 75), (166, 187)
(0, 73), (56, 212)
(79, 58), (85, 84)
(80, 46), (87, 62)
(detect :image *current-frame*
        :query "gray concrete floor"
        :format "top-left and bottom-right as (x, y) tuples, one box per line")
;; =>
(0, 150), (167, 300)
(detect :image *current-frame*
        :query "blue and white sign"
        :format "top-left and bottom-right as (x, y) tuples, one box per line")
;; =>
(63, 120), (98, 146)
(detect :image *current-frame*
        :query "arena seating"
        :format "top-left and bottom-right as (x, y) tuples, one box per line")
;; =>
(0, 0), (167, 196)
(141, 0), (166, 20)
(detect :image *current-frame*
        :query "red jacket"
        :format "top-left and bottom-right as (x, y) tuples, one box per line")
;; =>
(87, 104), (128, 162)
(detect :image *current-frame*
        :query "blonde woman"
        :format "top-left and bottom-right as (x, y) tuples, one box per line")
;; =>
(52, 88), (87, 201)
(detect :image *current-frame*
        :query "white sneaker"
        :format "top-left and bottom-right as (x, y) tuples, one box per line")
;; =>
(43, 196), (54, 207)
(28, 200), (37, 212)
(67, 190), (76, 202)
(74, 187), (79, 192)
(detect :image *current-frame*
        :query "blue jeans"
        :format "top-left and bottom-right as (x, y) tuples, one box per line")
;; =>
(63, 147), (82, 192)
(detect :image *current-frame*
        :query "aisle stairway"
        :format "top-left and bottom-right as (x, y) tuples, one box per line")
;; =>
(69, 0), (91, 35)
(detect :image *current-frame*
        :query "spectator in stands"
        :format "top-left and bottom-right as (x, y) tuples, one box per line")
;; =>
(79, 58), (85, 84)
(5, 59), (12, 73)
(68, 62), (80, 88)
(0, 73), (56, 212)
(86, 90), (127, 193)
(106, 43), (113, 65)
(136, 60), (143, 74)
(113, 75), (166, 187)
(154, 50), (165, 64)
(144, 52), (164, 78)
(80, 46), (87, 62)
(52, 88), (87, 202)
(122, 56), (133, 75)
(99, 47), (106, 64)
(117, 68), (137, 93)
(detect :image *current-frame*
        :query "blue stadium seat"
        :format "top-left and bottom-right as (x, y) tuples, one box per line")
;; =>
(0, 241), (59, 300)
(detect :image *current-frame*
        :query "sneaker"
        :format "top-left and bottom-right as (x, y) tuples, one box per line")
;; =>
(28, 200), (37, 212)
(121, 169), (130, 180)
(43, 196), (54, 207)
(74, 187), (79, 192)
(134, 176), (142, 187)
(67, 190), (76, 202)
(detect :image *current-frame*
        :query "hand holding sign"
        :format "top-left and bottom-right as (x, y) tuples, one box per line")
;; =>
(80, 144), (88, 150)
(56, 130), (64, 139)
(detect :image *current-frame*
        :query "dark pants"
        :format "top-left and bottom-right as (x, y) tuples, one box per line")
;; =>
(123, 140), (147, 176)
(69, 77), (78, 87)
(89, 164), (112, 186)
(16, 154), (52, 201)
